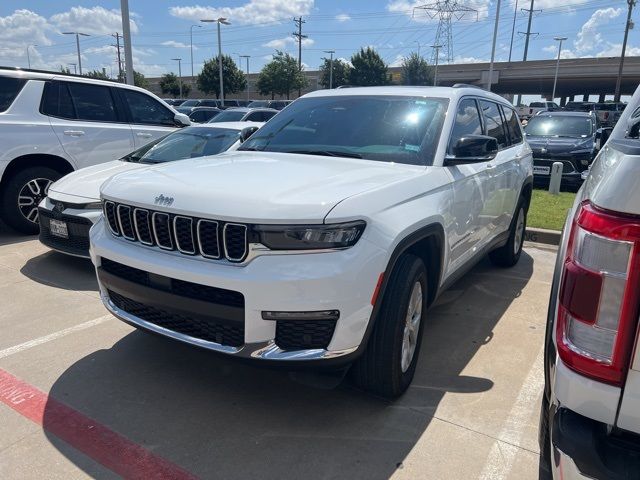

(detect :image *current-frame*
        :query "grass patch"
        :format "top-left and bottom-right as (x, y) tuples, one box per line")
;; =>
(528, 189), (576, 231)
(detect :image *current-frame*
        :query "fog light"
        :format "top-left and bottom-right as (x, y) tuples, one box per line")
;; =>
(262, 310), (340, 321)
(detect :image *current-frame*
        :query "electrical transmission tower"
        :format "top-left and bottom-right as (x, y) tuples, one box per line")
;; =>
(413, 1), (478, 64)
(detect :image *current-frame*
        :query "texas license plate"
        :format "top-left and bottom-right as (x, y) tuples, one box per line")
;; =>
(49, 219), (68, 238)
(533, 165), (551, 175)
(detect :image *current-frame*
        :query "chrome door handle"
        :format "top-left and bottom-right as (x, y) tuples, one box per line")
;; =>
(136, 133), (152, 138)
(63, 130), (85, 136)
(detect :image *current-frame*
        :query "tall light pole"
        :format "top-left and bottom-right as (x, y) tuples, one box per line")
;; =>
(172, 58), (183, 98)
(239, 55), (250, 101)
(615, 0), (636, 102)
(68, 63), (77, 74)
(62, 32), (90, 74)
(201, 18), (230, 106)
(190, 24), (202, 83)
(431, 44), (442, 86)
(120, 0), (135, 85)
(324, 50), (335, 89)
(487, 0), (502, 92)
(414, 41), (423, 57)
(508, 0), (518, 62)
(551, 36), (567, 101)
(26, 44), (37, 69)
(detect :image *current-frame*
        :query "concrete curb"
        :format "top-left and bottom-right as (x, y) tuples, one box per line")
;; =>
(524, 227), (561, 246)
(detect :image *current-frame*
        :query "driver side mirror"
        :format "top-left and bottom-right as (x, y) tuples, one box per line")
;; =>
(444, 135), (499, 165)
(240, 126), (259, 143)
(174, 112), (191, 127)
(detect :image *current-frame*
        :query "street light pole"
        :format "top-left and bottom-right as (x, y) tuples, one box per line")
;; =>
(120, 0), (134, 85)
(431, 44), (442, 86)
(26, 45), (37, 69)
(190, 24), (202, 83)
(551, 36), (567, 101)
(615, 0), (636, 102)
(414, 41), (422, 57)
(487, 0), (502, 92)
(240, 55), (250, 101)
(201, 18), (230, 106)
(69, 63), (77, 74)
(62, 32), (90, 74)
(323, 50), (335, 89)
(172, 58), (183, 98)
(508, 0), (518, 62)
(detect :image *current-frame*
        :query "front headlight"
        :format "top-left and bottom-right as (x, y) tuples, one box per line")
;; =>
(254, 221), (366, 250)
(84, 202), (103, 210)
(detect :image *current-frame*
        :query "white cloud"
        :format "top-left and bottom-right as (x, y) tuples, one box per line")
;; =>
(161, 40), (193, 49)
(596, 43), (640, 58)
(335, 13), (351, 22)
(169, 0), (314, 26)
(511, 0), (589, 9)
(0, 9), (53, 50)
(574, 7), (622, 53)
(542, 44), (577, 59)
(50, 6), (138, 35)
(263, 36), (314, 49)
(453, 55), (486, 64)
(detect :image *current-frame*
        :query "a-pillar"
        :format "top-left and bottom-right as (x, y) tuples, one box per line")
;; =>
(582, 94), (589, 101)
(598, 94), (606, 102)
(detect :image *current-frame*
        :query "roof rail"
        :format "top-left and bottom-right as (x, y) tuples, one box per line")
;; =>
(452, 83), (485, 90)
(0, 65), (119, 83)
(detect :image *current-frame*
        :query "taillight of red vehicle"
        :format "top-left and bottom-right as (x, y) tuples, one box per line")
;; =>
(556, 201), (640, 386)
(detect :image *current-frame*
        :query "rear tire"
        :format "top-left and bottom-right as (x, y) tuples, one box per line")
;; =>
(489, 197), (527, 268)
(351, 254), (427, 399)
(1, 167), (61, 234)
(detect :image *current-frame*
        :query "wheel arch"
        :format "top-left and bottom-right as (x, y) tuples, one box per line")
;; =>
(0, 154), (74, 193)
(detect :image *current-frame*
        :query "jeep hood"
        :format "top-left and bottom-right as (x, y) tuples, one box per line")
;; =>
(48, 160), (145, 202)
(100, 151), (421, 223)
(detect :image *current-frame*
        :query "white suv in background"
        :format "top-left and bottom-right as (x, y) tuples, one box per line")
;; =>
(0, 67), (190, 234)
(540, 85), (640, 478)
(90, 86), (533, 398)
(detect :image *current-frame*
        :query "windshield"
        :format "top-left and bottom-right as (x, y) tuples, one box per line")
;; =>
(209, 110), (246, 123)
(181, 100), (200, 107)
(525, 116), (593, 137)
(121, 127), (240, 164)
(239, 95), (449, 166)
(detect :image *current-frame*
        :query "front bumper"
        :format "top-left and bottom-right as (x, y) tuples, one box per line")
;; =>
(533, 159), (587, 190)
(90, 218), (387, 364)
(551, 407), (640, 480)
(38, 197), (101, 258)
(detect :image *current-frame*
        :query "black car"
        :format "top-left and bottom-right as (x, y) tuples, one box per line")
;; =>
(525, 111), (606, 190)
(188, 107), (221, 123)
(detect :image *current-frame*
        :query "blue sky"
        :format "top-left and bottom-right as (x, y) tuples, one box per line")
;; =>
(0, 0), (635, 80)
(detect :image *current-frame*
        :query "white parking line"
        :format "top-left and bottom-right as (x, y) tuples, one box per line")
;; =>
(478, 344), (545, 480)
(0, 315), (112, 359)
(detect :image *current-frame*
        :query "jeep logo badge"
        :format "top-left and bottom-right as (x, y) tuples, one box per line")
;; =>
(154, 194), (174, 207)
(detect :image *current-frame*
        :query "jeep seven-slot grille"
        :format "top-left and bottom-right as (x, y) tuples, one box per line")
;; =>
(103, 201), (248, 262)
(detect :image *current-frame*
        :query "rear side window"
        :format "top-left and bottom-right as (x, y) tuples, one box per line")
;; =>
(479, 100), (508, 148)
(448, 98), (483, 154)
(121, 89), (175, 126)
(41, 81), (75, 119)
(0, 77), (27, 112)
(502, 106), (523, 145)
(67, 83), (118, 122)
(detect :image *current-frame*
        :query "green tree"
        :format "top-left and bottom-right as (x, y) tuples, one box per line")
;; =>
(159, 72), (191, 97)
(319, 57), (351, 89)
(197, 55), (246, 99)
(86, 69), (110, 80)
(59, 66), (72, 74)
(257, 51), (307, 99)
(117, 70), (148, 89)
(349, 47), (389, 86)
(400, 52), (433, 86)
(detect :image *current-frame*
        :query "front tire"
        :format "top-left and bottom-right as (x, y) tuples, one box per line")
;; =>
(1, 167), (61, 234)
(489, 198), (527, 268)
(352, 254), (427, 398)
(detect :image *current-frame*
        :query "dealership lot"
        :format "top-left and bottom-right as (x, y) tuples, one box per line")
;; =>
(0, 227), (556, 480)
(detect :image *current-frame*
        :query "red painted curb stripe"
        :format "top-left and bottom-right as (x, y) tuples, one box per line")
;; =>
(0, 368), (198, 480)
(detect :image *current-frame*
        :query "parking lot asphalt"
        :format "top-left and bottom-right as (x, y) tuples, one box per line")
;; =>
(0, 227), (557, 480)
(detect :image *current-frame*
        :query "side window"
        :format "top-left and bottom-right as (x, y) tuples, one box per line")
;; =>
(122, 90), (175, 126)
(448, 98), (483, 154)
(502, 106), (523, 145)
(478, 100), (508, 148)
(263, 111), (276, 121)
(41, 81), (76, 119)
(67, 82), (118, 122)
(246, 112), (262, 122)
(0, 77), (27, 112)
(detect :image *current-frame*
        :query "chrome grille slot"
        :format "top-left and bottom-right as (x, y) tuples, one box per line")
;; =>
(117, 205), (135, 241)
(152, 212), (173, 250)
(104, 201), (120, 235)
(224, 223), (248, 262)
(134, 209), (153, 246)
(197, 219), (220, 259)
(174, 216), (195, 254)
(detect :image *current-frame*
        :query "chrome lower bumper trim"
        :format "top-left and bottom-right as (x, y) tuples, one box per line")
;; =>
(102, 293), (357, 361)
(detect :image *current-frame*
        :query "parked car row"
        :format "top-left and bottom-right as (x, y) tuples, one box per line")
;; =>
(518, 101), (627, 128)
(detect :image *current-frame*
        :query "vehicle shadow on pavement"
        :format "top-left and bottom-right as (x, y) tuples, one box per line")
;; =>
(20, 251), (98, 292)
(42, 253), (534, 480)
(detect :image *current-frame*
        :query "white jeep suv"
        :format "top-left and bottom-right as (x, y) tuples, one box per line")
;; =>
(90, 86), (533, 397)
(0, 67), (189, 234)
(540, 84), (640, 478)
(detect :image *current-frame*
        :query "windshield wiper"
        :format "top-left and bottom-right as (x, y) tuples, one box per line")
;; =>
(285, 149), (363, 159)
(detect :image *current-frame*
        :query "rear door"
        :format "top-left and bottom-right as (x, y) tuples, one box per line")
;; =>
(118, 88), (177, 147)
(43, 80), (134, 168)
